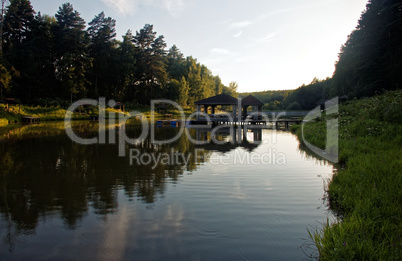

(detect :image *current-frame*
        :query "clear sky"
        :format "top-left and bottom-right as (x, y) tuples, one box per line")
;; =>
(29, 0), (368, 93)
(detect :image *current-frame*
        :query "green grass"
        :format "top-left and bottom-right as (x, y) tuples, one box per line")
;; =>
(298, 119), (327, 150)
(0, 104), (87, 125)
(0, 102), (194, 127)
(293, 90), (402, 260)
(0, 104), (136, 126)
(0, 121), (102, 141)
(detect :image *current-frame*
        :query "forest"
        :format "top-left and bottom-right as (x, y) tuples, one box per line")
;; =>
(237, 90), (290, 111)
(290, 1), (402, 258)
(1, 0), (401, 110)
(283, 0), (402, 109)
(0, 0), (237, 107)
(227, 0), (401, 111)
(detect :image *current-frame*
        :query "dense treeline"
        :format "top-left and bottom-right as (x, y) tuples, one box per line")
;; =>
(0, 0), (234, 106)
(239, 90), (292, 110)
(240, 0), (402, 111)
(1, 0), (401, 110)
(282, 77), (332, 110)
(281, 0), (402, 110)
(331, 0), (402, 98)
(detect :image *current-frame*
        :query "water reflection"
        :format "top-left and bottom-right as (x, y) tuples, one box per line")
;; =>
(191, 127), (262, 153)
(0, 122), (334, 260)
(0, 123), (263, 236)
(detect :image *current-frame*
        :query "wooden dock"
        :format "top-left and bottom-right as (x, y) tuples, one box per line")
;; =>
(247, 119), (302, 129)
(156, 119), (183, 128)
(187, 118), (302, 129)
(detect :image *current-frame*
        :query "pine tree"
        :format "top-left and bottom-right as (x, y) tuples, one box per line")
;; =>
(0, 0), (9, 59)
(178, 76), (189, 106)
(3, 0), (34, 49)
(88, 12), (117, 98)
(166, 45), (185, 81)
(331, 0), (402, 98)
(54, 3), (90, 101)
(116, 30), (137, 101)
(2, 0), (35, 100)
(186, 56), (202, 104)
(28, 13), (57, 100)
(133, 24), (167, 104)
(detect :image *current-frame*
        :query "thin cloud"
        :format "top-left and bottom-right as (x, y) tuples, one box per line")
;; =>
(233, 31), (242, 38)
(102, 0), (138, 15)
(256, 8), (292, 21)
(229, 20), (253, 30)
(227, 8), (291, 36)
(210, 48), (230, 55)
(257, 33), (276, 44)
(244, 32), (277, 49)
(102, 0), (187, 17)
(162, 0), (186, 17)
(235, 55), (259, 63)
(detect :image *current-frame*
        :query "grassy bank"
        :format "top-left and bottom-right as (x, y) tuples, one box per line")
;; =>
(0, 104), (191, 127)
(0, 104), (95, 126)
(293, 90), (402, 260)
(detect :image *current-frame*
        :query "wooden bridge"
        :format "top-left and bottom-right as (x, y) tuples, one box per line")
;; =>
(187, 118), (302, 129)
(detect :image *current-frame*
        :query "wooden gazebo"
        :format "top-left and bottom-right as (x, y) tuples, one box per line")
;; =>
(241, 95), (263, 120)
(194, 94), (264, 122)
(194, 93), (239, 120)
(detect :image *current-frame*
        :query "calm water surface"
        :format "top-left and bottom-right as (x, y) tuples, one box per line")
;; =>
(0, 122), (334, 260)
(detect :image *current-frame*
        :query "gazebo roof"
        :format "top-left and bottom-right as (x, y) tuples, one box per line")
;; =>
(194, 93), (238, 105)
(241, 95), (263, 106)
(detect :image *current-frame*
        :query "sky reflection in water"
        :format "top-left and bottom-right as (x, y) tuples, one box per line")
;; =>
(0, 123), (334, 260)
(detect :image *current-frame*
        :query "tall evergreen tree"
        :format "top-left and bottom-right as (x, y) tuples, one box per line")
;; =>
(87, 11), (117, 98)
(3, 0), (34, 48)
(178, 76), (189, 106)
(0, 3), (231, 105)
(2, 0), (35, 100)
(26, 13), (57, 100)
(54, 3), (90, 101)
(331, 0), (402, 98)
(116, 30), (137, 101)
(1, 0), (9, 97)
(186, 56), (202, 104)
(214, 76), (224, 95)
(200, 65), (215, 98)
(166, 45), (185, 80)
(132, 24), (167, 104)
(0, 0), (9, 58)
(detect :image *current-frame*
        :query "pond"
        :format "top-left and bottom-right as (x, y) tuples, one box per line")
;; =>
(0, 122), (335, 260)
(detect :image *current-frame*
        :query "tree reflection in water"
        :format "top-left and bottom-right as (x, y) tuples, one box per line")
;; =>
(0, 123), (264, 250)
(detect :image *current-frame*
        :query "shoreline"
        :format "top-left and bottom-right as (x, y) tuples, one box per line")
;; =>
(292, 90), (402, 259)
